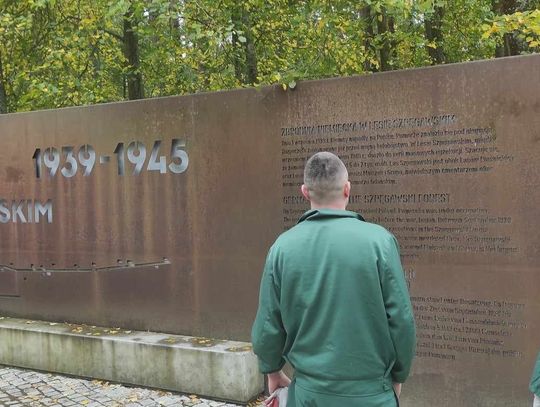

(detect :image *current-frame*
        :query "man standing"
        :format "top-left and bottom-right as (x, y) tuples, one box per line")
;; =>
(252, 152), (416, 406)
(531, 351), (540, 407)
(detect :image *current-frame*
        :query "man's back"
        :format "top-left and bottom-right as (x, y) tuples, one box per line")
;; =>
(252, 209), (416, 406)
(252, 152), (416, 407)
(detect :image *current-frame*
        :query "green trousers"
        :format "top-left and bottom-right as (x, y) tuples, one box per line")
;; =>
(286, 377), (399, 407)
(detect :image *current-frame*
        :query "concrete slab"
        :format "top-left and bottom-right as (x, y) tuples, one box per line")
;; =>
(0, 317), (263, 403)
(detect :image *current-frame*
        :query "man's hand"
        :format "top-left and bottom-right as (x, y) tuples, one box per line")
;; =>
(393, 382), (402, 398)
(267, 370), (291, 394)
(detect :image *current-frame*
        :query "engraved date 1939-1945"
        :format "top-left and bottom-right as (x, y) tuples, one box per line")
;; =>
(32, 139), (188, 179)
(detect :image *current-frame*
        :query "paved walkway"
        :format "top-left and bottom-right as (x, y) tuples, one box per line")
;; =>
(0, 366), (264, 407)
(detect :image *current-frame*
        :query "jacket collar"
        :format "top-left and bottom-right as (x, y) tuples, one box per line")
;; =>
(298, 209), (365, 224)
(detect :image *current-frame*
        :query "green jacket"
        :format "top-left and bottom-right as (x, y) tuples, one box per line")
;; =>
(531, 351), (540, 396)
(252, 209), (416, 406)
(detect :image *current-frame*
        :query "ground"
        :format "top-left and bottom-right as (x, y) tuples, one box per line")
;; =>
(0, 366), (265, 407)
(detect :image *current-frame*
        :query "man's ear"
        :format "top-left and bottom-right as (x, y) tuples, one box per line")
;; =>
(301, 184), (311, 201)
(344, 181), (351, 199)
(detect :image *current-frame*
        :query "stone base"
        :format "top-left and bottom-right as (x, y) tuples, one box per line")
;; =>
(0, 317), (263, 403)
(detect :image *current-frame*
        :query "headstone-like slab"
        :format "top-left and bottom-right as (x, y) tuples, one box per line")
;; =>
(0, 55), (539, 405)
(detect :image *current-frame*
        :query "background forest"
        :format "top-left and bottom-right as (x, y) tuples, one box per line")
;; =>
(0, 0), (539, 113)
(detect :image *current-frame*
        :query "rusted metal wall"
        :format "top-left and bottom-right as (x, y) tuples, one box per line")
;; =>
(0, 55), (539, 406)
(0, 93), (282, 339)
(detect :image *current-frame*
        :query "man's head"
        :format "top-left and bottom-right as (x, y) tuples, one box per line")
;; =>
(301, 152), (350, 209)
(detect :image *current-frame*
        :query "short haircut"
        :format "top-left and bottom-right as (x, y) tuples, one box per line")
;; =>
(303, 152), (348, 204)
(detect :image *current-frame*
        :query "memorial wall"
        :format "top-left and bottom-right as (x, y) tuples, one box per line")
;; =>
(0, 55), (539, 405)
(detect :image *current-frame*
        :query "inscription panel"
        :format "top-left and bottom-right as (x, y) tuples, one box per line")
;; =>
(278, 56), (539, 406)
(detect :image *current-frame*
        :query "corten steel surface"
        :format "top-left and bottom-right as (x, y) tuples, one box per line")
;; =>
(0, 55), (539, 406)
(0, 93), (281, 339)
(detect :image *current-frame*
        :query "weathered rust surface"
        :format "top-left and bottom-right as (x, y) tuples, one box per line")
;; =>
(0, 92), (283, 338)
(0, 269), (17, 296)
(0, 55), (539, 406)
(277, 56), (540, 407)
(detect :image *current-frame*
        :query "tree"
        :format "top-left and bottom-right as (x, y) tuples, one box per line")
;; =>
(0, 51), (7, 113)
(493, 0), (522, 56)
(0, 0), (538, 113)
(486, 1), (540, 56)
(376, 5), (396, 71)
(231, 3), (258, 85)
(123, 3), (144, 99)
(425, 4), (446, 64)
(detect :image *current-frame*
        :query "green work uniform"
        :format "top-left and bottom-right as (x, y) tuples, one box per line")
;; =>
(531, 351), (540, 396)
(252, 209), (416, 407)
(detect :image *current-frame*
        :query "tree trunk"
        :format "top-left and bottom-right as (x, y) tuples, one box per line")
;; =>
(169, 0), (180, 32)
(0, 52), (7, 114)
(231, 6), (244, 83)
(388, 15), (398, 69)
(424, 6), (446, 65)
(496, 33), (520, 57)
(376, 7), (392, 71)
(245, 34), (258, 84)
(492, 0), (521, 57)
(123, 6), (144, 100)
(360, 6), (375, 72)
(231, 6), (258, 85)
(376, 13), (389, 71)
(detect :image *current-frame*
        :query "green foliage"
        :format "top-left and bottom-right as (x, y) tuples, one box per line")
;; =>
(483, 9), (540, 50)
(0, 0), (126, 111)
(0, 0), (538, 113)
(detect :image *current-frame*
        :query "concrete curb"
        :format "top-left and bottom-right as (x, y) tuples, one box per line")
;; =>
(0, 317), (263, 403)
